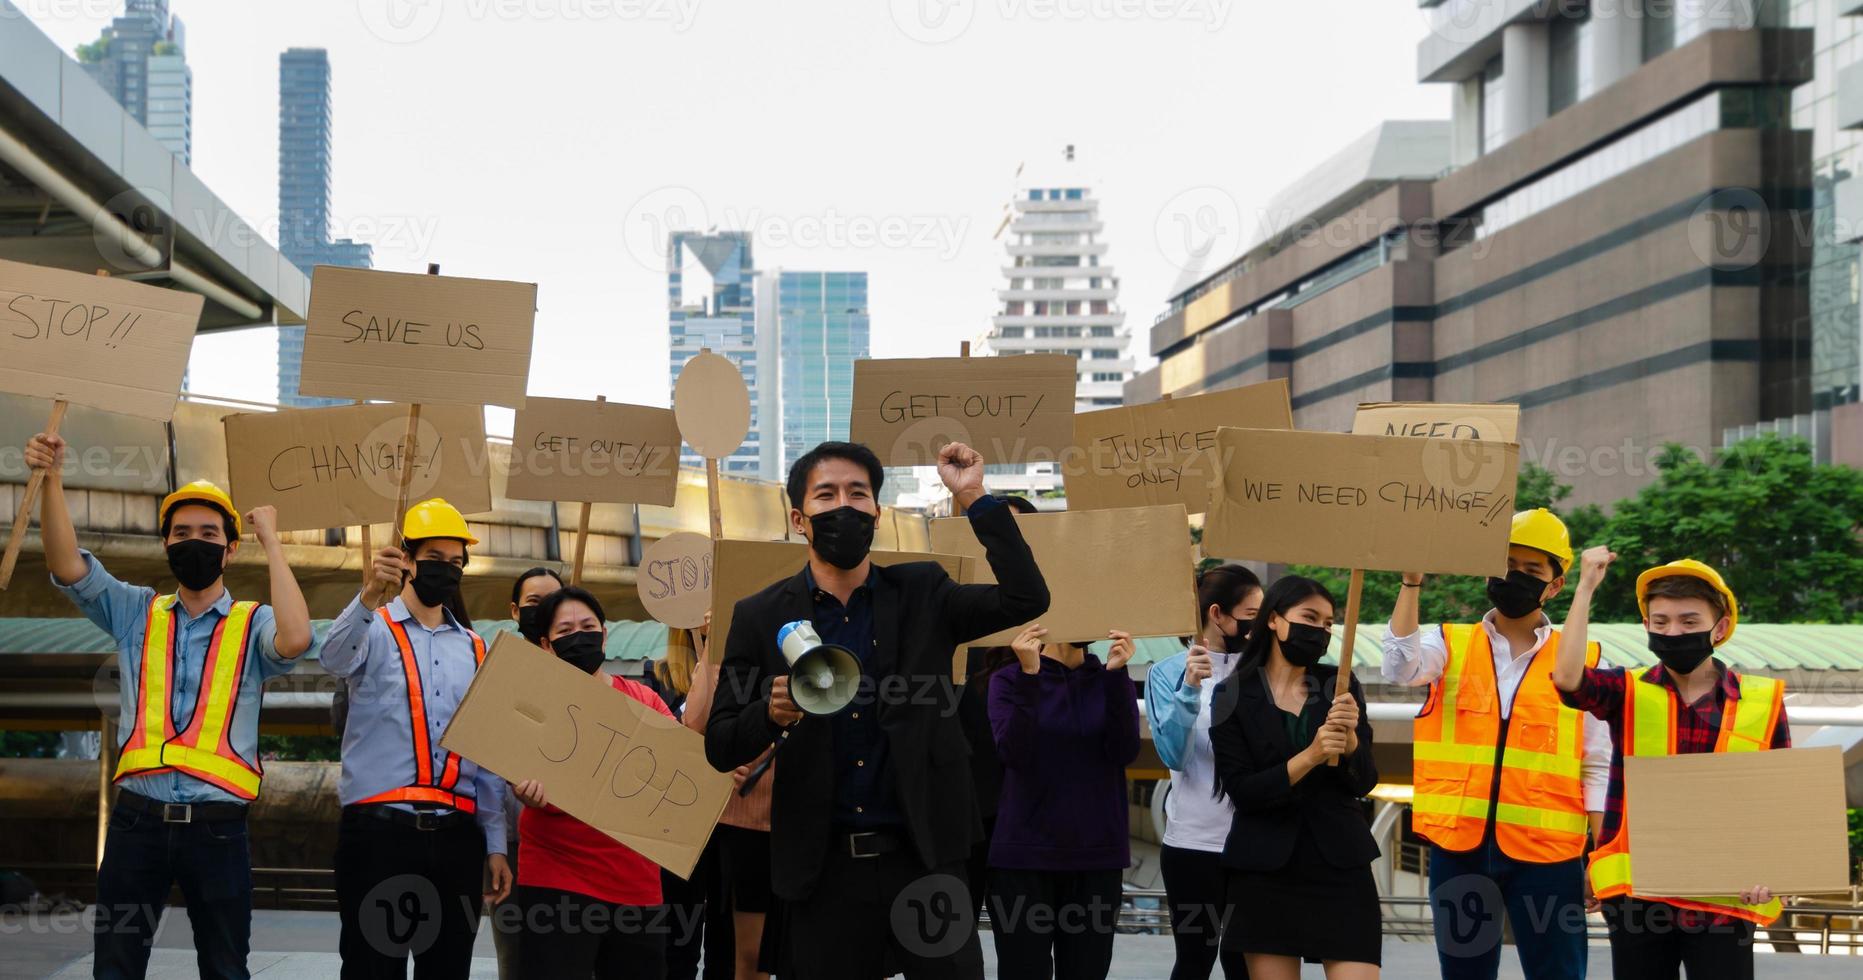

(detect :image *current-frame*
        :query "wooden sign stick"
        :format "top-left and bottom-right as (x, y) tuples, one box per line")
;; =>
(391, 263), (441, 548)
(0, 398), (71, 590)
(570, 396), (605, 586)
(1327, 567), (1365, 767)
(696, 351), (726, 542)
(352, 399), (373, 584)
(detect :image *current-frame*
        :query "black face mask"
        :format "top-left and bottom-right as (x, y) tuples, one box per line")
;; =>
(410, 560), (462, 607)
(1278, 622), (1332, 668)
(1648, 629), (1715, 675)
(1221, 616), (1252, 655)
(807, 506), (877, 570)
(1487, 569), (1550, 620)
(551, 630), (607, 675)
(166, 539), (226, 591)
(516, 605), (544, 643)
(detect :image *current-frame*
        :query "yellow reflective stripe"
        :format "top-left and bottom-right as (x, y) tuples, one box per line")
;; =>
(1499, 747), (1582, 779)
(161, 745), (261, 796)
(1629, 678), (1672, 757)
(1591, 851), (1631, 890)
(1726, 675), (1778, 752)
(115, 747), (165, 775)
(1493, 801), (1589, 835)
(1411, 742), (1493, 766)
(1438, 624), (1476, 746)
(1411, 793), (1491, 820)
(193, 602), (256, 754)
(117, 597), (177, 781)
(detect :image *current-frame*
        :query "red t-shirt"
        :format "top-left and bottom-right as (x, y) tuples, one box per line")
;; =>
(517, 674), (673, 906)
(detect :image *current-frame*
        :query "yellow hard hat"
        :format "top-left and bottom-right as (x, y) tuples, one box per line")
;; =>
(402, 498), (478, 546)
(1509, 508), (1574, 570)
(1635, 559), (1738, 645)
(160, 481), (241, 539)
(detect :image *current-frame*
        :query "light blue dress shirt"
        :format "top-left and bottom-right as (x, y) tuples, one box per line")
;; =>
(321, 595), (507, 855)
(55, 550), (293, 805)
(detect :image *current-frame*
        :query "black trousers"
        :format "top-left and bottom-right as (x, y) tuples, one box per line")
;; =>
(984, 866), (1123, 980)
(783, 844), (983, 979)
(1601, 898), (1757, 980)
(513, 885), (668, 979)
(662, 835), (733, 980)
(93, 803), (253, 980)
(334, 808), (486, 980)
(1158, 845), (1248, 980)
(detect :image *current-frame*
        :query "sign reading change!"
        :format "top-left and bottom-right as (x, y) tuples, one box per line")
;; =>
(0, 258), (204, 421)
(508, 397), (680, 506)
(223, 402), (492, 532)
(1067, 380), (1292, 514)
(299, 266), (537, 408)
(850, 355), (1076, 465)
(1203, 428), (1520, 577)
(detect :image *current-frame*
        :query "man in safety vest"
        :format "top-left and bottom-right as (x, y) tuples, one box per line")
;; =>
(321, 498), (510, 980)
(26, 432), (314, 979)
(1555, 549), (1788, 980)
(1383, 508), (1609, 979)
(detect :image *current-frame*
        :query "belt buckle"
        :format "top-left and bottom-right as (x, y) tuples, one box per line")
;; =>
(162, 803), (192, 824)
(413, 810), (443, 832)
(848, 832), (879, 859)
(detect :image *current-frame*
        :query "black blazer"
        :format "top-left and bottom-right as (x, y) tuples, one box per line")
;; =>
(1208, 662), (1380, 872)
(705, 502), (1049, 900)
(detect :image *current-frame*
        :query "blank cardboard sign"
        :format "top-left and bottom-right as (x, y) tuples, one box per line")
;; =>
(673, 352), (751, 460)
(1066, 380), (1292, 514)
(1203, 428), (1519, 577)
(1624, 746), (1851, 898)
(223, 402), (491, 532)
(1352, 402), (1520, 443)
(299, 266), (537, 408)
(507, 397), (680, 506)
(440, 633), (733, 879)
(849, 355), (1077, 465)
(708, 540), (965, 661)
(0, 258), (204, 421)
(638, 532), (713, 629)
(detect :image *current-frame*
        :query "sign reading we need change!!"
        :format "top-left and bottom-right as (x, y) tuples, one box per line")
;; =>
(299, 266), (537, 408)
(850, 355), (1076, 466)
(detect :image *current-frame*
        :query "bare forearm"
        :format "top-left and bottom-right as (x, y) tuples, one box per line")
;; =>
(264, 537), (312, 657)
(1554, 585), (1595, 692)
(1390, 575), (1422, 638)
(39, 476), (85, 585)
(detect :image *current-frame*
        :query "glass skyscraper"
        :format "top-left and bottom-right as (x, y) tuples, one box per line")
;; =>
(76, 1), (191, 164)
(668, 231), (770, 477)
(277, 48), (372, 408)
(774, 271), (870, 471)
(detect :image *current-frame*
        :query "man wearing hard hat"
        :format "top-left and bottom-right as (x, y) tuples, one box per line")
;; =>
(1383, 508), (1609, 980)
(25, 432), (314, 979)
(320, 498), (511, 979)
(1555, 550), (1789, 979)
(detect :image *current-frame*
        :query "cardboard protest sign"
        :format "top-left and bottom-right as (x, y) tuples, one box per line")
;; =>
(1067, 380), (1292, 514)
(222, 403), (490, 532)
(1625, 746), (1850, 897)
(0, 258), (204, 421)
(849, 355), (1076, 465)
(673, 352), (752, 460)
(299, 266), (537, 408)
(440, 633), (733, 879)
(1352, 402), (1520, 443)
(708, 540), (964, 660)
(927, 505), (1197, 646)
(507, 397), (680, 506)
(1202, 428), (1519, 577)
(638, 532), (713, 629)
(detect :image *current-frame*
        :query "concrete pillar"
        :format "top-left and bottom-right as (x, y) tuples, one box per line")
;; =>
(1450, 76), (1483, 166)
(1501, 21), (1550, 145)
(1588, 0), (1643, 96)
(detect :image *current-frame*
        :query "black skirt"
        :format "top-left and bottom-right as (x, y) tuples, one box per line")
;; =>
(1222, 825), (1382, 966)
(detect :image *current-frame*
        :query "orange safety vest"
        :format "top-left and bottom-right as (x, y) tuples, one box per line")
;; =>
(1588, 669), (1785, 925)
(114, 595), (265, 800)
(1411, 624), (1600, 862)
(353, 606), (488, 813)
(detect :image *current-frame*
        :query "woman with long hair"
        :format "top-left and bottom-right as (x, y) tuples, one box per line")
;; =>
(1210, 575), (1380, 979)
(1145, 563), (1263, 979)
(509, 566), (565, 643)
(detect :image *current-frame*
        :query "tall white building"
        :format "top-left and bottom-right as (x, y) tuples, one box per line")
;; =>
(978, 145), (1131, 495)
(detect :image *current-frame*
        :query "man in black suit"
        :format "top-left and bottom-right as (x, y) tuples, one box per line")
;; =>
(706, 440), (1049, 979)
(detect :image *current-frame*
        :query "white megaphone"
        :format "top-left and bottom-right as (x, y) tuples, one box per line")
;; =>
(776, 620), (861, 716)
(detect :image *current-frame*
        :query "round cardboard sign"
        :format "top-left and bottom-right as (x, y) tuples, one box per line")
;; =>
(637, 531), (714, 628)
(673, 352), (751, 459)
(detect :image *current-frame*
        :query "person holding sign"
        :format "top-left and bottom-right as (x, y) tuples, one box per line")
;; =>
(506, 586), (674, 979)
(985, 624), (1141, 979)
(1209, 576), (1380, 979)
(705, 440), (1049, 980)
(1145, 564), (1262, 980)
(1554, 552), (1789, 980)
(321, 498), (511, 980)
(26, 434), (313, 980)
(1382, 508), (1608, 980)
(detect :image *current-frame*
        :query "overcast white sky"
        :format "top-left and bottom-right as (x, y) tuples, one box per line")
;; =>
(23, 0), (1447, 428)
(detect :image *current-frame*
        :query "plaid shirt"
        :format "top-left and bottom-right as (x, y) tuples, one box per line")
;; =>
(1561, 660), (1790, 925)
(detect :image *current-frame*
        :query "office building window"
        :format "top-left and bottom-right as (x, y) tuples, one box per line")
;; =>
(1480, 56), (1505, 155)
(1091, 326), (1115, 337)
(1549, 7), (1592, 115)
(1643, 5), (1676, 62)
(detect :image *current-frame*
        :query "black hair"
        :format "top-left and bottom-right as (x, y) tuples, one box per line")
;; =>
(161, 501), (238, 542)
(510, 566), (565, 605)
(967, 645), (1019, 680)
(404, 537), (472, 568)
(534, 586), (608, 644)
(1236, 575), (1337, 671)
(786, 441), (884, 510)
(1195, 564), (1263, 630)
(1001, 495), (1039, 515)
